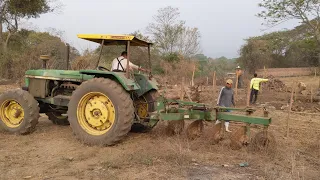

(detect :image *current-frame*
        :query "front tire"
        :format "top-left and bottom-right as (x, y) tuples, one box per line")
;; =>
(0, 89), (39, 134)
(67, 78), (134, 146)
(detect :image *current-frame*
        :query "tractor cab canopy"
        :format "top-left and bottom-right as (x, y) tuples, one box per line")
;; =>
(77, 34), (152, 47)
(77, 34), (153, 77)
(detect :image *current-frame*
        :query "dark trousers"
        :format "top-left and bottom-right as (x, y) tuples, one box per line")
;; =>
(250, 89), (259, 104)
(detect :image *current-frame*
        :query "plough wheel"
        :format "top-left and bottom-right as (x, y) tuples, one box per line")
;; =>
(211, 123), (223, 144)
(186, 120), (204, 140)
(251, 131), (276, 152)
(230, 126), (249, 150)
(131, 90), (158, 133)
(166, 120), (185, 136)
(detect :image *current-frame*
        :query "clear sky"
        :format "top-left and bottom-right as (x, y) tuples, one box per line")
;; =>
(28, 0), (299, 58)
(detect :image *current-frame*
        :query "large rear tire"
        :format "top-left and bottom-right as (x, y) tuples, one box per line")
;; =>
(0, 89), (39, 134)
(67, 78), (134, 146)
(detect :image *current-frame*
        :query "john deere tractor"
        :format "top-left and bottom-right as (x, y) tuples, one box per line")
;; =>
(0, 34), (159, 145)
(0, 34), (274, 149)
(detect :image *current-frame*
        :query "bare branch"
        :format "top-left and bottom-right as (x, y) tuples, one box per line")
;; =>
(289, 0), (316, 30)
(261, 18), (292, 32)
(14, 14), (17, 30)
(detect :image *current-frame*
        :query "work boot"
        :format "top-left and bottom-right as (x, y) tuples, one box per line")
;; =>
(225, 121), (231, 132)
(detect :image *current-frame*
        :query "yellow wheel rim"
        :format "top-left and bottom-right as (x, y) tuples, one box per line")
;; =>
(0, 100), (24, 128)
(134, 96), (149, 119)
(77, 92), (115, 136)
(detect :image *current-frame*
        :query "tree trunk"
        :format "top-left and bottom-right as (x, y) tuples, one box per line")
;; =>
(0, 16), (3, 53)
(6, 55), (13, 79)
(4, 30), (11, 52)
(314, 35), (320, 68)
(2, 31), (13, 79)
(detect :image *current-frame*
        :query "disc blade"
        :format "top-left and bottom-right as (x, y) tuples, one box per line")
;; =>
(211, 123), (223, 144)
(251, 131), (276, 153)
(186, 120), (204, 140)
(230, 126), (248, 150)
(166, 120), (185, 136)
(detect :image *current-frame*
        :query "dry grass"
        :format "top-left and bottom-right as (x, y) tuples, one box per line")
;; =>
(0, 112), (319, 179)
(0, 84), (20, 94)
(279, 75), (319, 89)
(0, 76), (319, 179)
(155, 60), (197, 85)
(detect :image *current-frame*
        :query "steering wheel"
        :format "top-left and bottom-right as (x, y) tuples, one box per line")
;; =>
(97, 66), (110, 71)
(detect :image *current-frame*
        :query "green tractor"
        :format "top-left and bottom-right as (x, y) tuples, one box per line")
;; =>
(0, 34), (159, 145)
(0, 34), (275, 149)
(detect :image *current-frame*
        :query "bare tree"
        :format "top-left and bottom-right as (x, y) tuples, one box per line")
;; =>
(147, 6), (200, 58)
(177, 27), (201, 57)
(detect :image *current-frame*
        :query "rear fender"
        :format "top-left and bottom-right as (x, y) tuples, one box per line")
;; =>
(79, 70), (140, 91)
(133, 74), (159, 97)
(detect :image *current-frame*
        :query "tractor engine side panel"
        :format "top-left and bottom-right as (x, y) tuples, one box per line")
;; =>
(28, 78), (48, 98)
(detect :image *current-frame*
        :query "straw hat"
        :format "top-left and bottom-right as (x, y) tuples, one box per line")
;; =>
(226, 79), (233, 84)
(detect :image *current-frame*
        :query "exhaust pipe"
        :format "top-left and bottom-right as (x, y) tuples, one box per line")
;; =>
(66, 43), (70, 70)
(40, 55), (50, 69)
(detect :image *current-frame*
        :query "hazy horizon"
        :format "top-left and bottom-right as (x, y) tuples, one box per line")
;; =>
(27, 0), (300, 59)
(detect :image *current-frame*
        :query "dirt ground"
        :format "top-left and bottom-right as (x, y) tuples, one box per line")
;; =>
(0, 76), (319, 180)
(279, 76), (319, 89)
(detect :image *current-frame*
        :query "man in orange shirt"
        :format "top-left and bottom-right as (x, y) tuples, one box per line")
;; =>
(236, 66), (242, 88)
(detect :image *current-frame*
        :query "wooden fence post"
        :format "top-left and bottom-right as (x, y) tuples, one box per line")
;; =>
(165, 68), (168, 91)
(261, 66), (266, 93)
(286, 83), (295, 137)
(180, 77), (185, 100)
(294, 85), (297, 102)
(235, 73), (239, 99)
(246, 80), (251, 107)
(213, 71), (216, 101)
(191, 65), (195, 87)
(311, 87), (313, 103)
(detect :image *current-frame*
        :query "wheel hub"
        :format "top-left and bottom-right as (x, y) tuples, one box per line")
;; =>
(77, 92), (115, 135)
(14, 108), (23, 118)
(85, 97), (110, 128)
(0, 100), (24, 127)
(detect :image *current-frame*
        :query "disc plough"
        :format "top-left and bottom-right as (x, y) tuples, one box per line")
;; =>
(149, 96), (275, 150)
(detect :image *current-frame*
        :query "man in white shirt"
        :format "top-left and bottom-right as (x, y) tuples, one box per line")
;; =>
(111, 51), (148, 72)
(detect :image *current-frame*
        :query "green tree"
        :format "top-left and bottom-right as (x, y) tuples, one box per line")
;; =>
(238, 39), (273, 73)
(2, 29), (78, 79)
(257, 0), (320, 65)
(0, 0), (59, 51)
(238, 21), (320, 71)
(0, 0), (60, 79)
